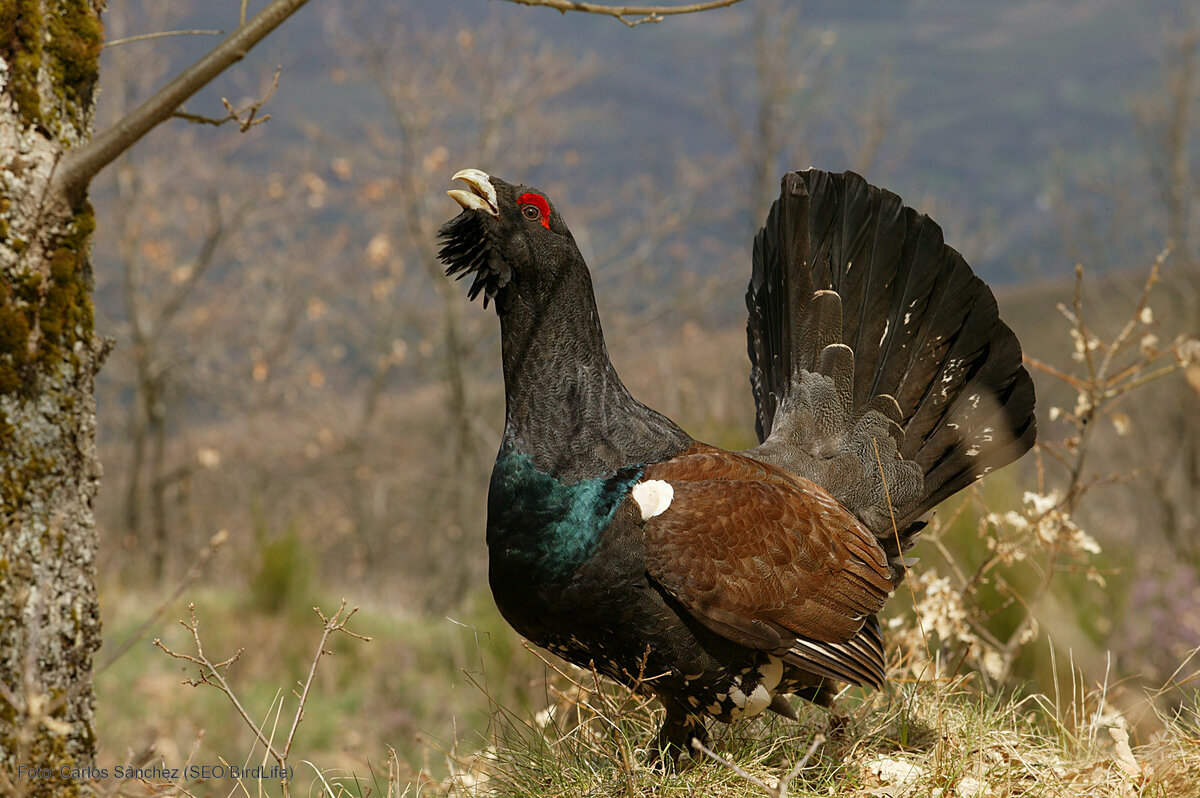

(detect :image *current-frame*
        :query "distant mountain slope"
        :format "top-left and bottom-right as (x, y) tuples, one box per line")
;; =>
(99, 0), (1181, 286)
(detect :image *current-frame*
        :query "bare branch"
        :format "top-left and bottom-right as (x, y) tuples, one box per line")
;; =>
(281, 601), (370, 760)
(155, 606), (282, 759)
(51, 0), (311, 202)
(151, 194), (231, 332)
(153, 600), (369, 798)
(498, 0), (745, 27)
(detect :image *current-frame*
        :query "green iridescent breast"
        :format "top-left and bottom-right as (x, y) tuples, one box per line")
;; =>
(486, 447), (642, 581)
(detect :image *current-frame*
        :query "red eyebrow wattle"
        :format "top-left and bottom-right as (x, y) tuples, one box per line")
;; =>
(518, 192), (551, 228)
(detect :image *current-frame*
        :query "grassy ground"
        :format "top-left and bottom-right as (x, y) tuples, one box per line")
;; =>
(469, 678), (1200, 798)
(92, 584), (1200, 797)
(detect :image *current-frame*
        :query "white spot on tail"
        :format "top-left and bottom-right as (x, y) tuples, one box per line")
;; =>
(632, 480), (673, 519)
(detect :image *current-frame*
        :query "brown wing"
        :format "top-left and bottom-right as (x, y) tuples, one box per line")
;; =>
(641, 444), (893, 687)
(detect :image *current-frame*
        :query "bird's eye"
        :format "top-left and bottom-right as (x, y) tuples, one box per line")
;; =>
(517, 192), (551, 229)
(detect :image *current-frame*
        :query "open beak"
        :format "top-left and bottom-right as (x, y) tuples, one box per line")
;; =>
(447, 168), (499, 217)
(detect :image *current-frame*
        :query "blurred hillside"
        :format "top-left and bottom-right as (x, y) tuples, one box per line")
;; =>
(95, 0), (1185, 282)
(85, 0), (1200, 791)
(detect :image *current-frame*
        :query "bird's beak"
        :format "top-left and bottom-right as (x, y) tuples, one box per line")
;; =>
(448, 168), (499, 217)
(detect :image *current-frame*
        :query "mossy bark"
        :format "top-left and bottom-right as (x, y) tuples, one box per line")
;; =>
(1, 1), (106, 795)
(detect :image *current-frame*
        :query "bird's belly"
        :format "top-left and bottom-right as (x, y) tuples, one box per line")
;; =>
(490, 537), (787, 724)
(537, 621), (788, 724)
(487, 538), (654, 674)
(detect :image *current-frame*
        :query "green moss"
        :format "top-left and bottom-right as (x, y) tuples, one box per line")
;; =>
(45, 0), (104, 129)
(0, 0), (45, 126)
(15, 272), (43, 301)
(0, 4), (101, 781)
(0, 203), (95, 400)
(0, 0), (103, 544)
(0, 306), (30, 395)
(0, 206), (92, 509)
(0, 0), (103, 134)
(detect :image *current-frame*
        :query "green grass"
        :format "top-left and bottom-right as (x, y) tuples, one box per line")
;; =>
(92, 585), (1200, 797)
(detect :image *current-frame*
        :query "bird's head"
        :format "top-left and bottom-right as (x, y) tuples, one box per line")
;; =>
(437, 169), (579, 308)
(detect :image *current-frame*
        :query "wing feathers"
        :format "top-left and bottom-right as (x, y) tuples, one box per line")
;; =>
(642, 444), (893, 656)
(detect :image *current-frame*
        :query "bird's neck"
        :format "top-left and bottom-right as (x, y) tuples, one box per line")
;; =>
(494, 266), (689, 481)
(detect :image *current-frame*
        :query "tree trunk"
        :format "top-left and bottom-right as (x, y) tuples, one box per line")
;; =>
(1, 1), (106, 795)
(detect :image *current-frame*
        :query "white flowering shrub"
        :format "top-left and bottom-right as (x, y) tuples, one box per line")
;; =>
(889, 255), (1200, 690)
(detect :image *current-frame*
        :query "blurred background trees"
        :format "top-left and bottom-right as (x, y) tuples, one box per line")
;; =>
(78, 0), (1200, 787)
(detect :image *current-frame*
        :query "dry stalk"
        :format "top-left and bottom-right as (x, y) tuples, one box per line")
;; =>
(692, 731), (825, 798)
(153, 599), (370, 797)
(104, 30), (225, 48)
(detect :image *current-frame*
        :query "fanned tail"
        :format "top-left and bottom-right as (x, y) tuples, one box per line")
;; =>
(745, 170), (1036, 581)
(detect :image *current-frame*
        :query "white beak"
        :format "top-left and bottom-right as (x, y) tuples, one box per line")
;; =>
(448, 168), (499, 217)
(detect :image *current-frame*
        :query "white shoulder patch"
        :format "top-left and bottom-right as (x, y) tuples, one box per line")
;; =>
(631, 479), (674, 520)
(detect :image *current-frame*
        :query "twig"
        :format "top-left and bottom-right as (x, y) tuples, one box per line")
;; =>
(174, 67), (281, 132)
(282, 601), (370, 761)
(499, 0), (745, 27)
(104, 30), (225, 48)
(1023, 355), (1086, 390)
(154, 599), (369, 797)
(155, 607), (276, 756)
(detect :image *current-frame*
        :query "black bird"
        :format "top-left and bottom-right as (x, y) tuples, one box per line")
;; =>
(438, 168), (1036, 761)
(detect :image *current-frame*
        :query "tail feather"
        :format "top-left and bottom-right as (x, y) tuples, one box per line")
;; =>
(745, 170), (1036, 567)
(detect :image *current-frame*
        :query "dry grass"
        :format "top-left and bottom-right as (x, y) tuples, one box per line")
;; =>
(440, 661), (1200, 798)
